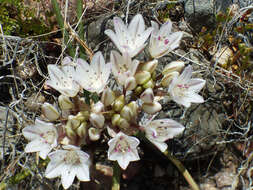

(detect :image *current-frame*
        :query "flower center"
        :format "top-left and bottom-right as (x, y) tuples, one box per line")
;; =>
(42, 131), (56, 144)
(114, 136), (131, 153)
(174, 84), (189, 97)
(64, 150), (80, 165)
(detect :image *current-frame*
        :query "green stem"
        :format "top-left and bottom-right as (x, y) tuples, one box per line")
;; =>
(76, 0), (86, 59)
(163, 150), (200, 190)
(112, 162), (121, 190)
(51, 0), (75, 57)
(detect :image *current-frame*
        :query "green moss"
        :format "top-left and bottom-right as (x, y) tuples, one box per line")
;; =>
(0, 0), (51, 38)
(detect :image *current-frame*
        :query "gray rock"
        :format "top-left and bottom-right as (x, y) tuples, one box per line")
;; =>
(184, 0), (233, 32)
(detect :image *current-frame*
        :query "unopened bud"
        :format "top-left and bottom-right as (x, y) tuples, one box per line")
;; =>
(135, 71), (151, 85)
(113, 95), (125, 112)
(118, 117), (130, 130)
(76, 121), (87, 138)
(125, 76), (137, 91)
(142, 101), (162, 114)
(142, 79), (155, 89)
(134, 86), (143, 95)
(140, 88), (154, 103)
(112, 114), (121, 126)
(120, 105), (133, 121)
(138, 59), (158, 73)
(65, 120), (76, 139)
(161, 71), (179, 87)
(88, 127), (100, 141)
(127, 101), (138, 119)
(58, 95), (74, 110)
(68, 115), (81, 130)
(91, 101), (104, 113)
(102, 87), (115, 107)
(162, 61), (185, 75)
(89, 113), (105, 128)
(41, 103), (60, 121)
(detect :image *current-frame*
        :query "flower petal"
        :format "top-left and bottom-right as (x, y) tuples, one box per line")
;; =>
(61, 165), (76, 189)
(128, 14), (145, 37)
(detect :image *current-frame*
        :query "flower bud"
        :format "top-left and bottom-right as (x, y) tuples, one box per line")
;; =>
(89, 113), (105, 128)
(58, 95), (74, 110)
(161, 71), (179, 87)
(142, 101), (162, 114)
(125, 76), (137, 91)
(140, 88), (154, 103)
(112, 114), (121, 126)
(162, 61), (185, 75)
(118, 117), (130, 130)
(142, 79), (155, 89)
(134, 86), (143, 95)
(135, 71), (151, 85)
(65, 120), (77, 139)
(88, 127), (100, 141)
(41, 102), (60, 121)
(68, 115), (81, 130)
(120, 105), (133, 121)
(113, 95), (125, 112)
(76, 111), (89, 121)
(127, 101), (138, 119)
(138, 59), (158, 73)
(102, 87), (115, 107)
(91, 101), (104, 113)
(76, 121), (87, 138)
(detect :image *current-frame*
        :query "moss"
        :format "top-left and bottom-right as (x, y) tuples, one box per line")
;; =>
(0, 0), (51, 38)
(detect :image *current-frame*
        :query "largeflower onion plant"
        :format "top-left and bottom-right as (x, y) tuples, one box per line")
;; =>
(22, 14), (205, 189)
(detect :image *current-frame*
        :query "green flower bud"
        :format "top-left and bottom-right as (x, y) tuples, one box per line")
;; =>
(135, 71), (151, 85)
(113, 95), (125, 112)
(102, 87), (115, 107)
(142, 79), (155, 89)
(112, 114), (121, 126)
(161, 71), (179, 87)
(76, 121), (87, 138)
(134, 86), (143, 95)
(120, 105), (133, 121)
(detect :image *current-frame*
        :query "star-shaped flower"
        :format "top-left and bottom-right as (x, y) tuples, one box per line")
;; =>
(108, 132), (140, 170)
(46, 57), (80, 97)
(168, 65), (206, 107)
(105, 14), (153, 58)
(149, 20), (183, 58)
(144, 119), (185, 152)
(45, 145), (90, 189)
(22, 119), (58, 159)
(74, 51), (111, 93)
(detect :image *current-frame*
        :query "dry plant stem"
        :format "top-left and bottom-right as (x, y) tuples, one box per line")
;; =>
(64, 22), (94, 61)
(163, 150), (200, 190)
(112, 162), (121, 190)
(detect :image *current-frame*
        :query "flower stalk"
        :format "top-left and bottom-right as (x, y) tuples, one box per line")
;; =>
(112, 162), (121, 190)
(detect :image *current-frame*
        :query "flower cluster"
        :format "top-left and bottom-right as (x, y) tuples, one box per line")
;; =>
(22, 14), (205, 189)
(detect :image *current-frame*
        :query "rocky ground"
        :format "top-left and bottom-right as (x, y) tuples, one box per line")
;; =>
(0, 0), (253, 190)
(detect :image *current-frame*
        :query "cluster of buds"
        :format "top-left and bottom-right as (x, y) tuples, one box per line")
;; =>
(22, 13), (206, 189)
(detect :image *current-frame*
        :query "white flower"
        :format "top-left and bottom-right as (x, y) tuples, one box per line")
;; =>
(46, 57), (80, 97)
(168, 65), (206, 107)
(144, 119), (185, 152)
(149, 20), (183, 58)
(110, 51), (139, 90)
(168, 65), (206, 108)
(45, 145), (90, 189)
(22, 119), (58, 159)
(105, 14), (153, 58)
(75, 51), (111, 93)
(108, 132), (140, 170)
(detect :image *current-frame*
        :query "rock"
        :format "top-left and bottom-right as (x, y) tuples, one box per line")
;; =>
(184, 0), (233, 32)
(215, 171), (235, 188)
(184, 0), (215, 32)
